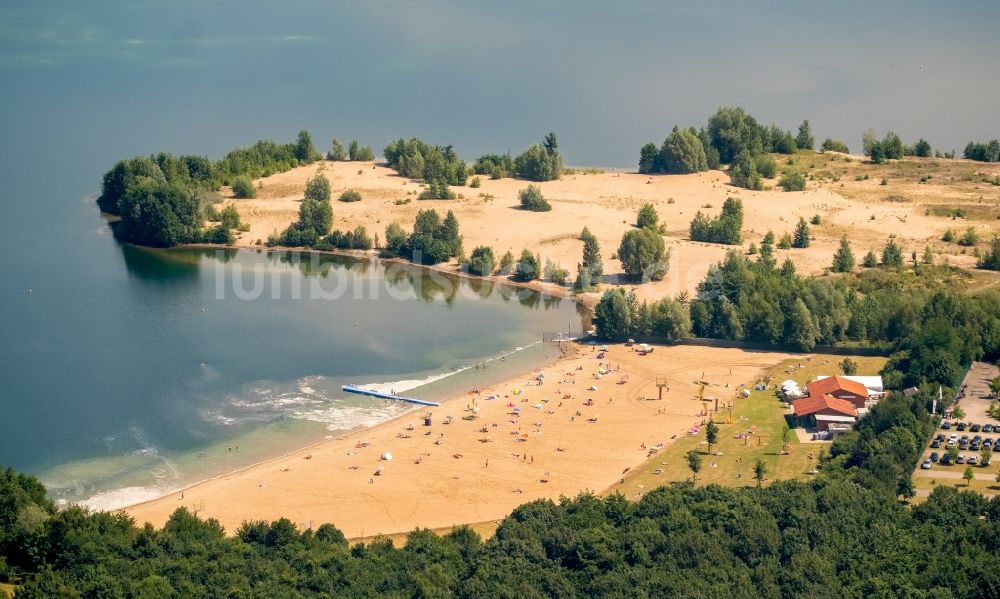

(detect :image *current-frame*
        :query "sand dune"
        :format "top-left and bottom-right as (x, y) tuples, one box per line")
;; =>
(226, 157), (998, 302)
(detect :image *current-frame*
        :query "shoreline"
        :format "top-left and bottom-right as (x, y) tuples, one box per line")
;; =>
(171, 243), (601, 310)
(121, 339), (572, 515)
(124, 342), (799, 538)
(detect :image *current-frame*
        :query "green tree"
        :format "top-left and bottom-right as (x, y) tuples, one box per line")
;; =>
(467, 246), (495, 276)
(689, 198), (743, 244)
(792, 218), (810, 248)
(660, 126), (709, 174)
(498, 250), (515, 275)
(913, 138), (932, 157)
(582, 232), (603, 278)
(293, 130), (318, 164)
(831, 236), (855, 272)
(593, 288), (634, 340)
(518, 185), (551, 212)
(978, 237), (1000, 270)
(729, 148), (761, 190)
(304, 174), (331, 202)
(687, 449), (702, 484)
(753, 459), (767, 487)
(638, 142), (660, 174)
(963, 466), (974, 486)
(778, 233), (792, 249)
(219, 204), (241, 229)
(514, 249), (540, 281)
(328, 138), (347, 161)
(882, 238), (904, 267)
(384, 223), (407, 257)
(706, 421), (718, 453)
(896, 472), (915, 501)
(922, 246), (934, 265)
(348, 140), (360, 161)
(232, 175), (256, 199)
(756, 153), (777, 178)
(758, 231), (776, 268)
(515, 133), (562, 181)
(636, 203), (659, 229)
(787, 298), (819, 351)
(980, 446), (992, 467)
(863, 250), (878, 268)
(618, 228), (668, 281)
(707, 106), (763, 164)
(989, 376), (1000, 399)
(574, 262), (594, 292)
(840, 357), (858, 376)
(795, 119), (814, 150)
(647, 297), (691, 342)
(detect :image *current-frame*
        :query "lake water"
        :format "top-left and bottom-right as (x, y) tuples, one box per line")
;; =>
(2, 239), (586, 508)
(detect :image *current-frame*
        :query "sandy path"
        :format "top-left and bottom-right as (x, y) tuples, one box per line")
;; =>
(125, 344), (795, 537)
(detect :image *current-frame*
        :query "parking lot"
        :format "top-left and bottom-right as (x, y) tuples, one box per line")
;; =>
(913, 362), (1000, 497)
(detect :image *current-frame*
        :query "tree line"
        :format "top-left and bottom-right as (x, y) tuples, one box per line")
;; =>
(4, 379), (1000, 597)
(98, 131), (323, 247)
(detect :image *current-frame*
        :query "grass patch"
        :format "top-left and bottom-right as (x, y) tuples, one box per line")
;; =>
(349, 519), (499, 546)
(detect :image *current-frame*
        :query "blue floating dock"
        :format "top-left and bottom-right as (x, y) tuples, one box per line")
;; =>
(342, 385), (440, 407)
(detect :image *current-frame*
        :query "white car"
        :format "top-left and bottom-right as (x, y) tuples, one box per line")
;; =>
(920, 459), (932, 470)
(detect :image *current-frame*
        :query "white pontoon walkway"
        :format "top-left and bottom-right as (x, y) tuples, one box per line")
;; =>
(341, 385), (440, 407)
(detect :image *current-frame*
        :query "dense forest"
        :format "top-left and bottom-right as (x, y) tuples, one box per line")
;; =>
(3, 384), (999, 597)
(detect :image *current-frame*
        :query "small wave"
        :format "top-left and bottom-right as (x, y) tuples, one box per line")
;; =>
(79, 486), (172, 512)
(294, 403), (409, 432)
(358, 341), (543, 396)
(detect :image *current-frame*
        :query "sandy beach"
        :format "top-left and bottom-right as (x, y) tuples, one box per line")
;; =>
(225, 157), (999, 303)
(126, 343), (796, 537)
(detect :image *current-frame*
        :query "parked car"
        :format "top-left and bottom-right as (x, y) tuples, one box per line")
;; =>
(949, 433), (959, 444)
(984, 424), (994, 433)
(931, 439), (941, 448)
(921, 459), (932, 470)
(971, 423), (981, 432)
(957, 422), (967, 431)
(956, 455), (966, 464)
(971, 442), (981, 451)
(968, 456), (978, 466)
(930, 451), (940, 462)
(940, 454), (952, 465)
(994, 443), (1000, 453)
(984, 438), (994, 448)
(941, 421), (952, 430)
(935, 433), (945, 442)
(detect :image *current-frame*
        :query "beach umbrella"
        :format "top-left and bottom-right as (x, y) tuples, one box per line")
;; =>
(382, 452), (393, 461)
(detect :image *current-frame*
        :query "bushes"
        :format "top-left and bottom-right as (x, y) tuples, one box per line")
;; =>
(689, 197), (743, 245)
(383, 138), (467, 185)
(779, 171), (806, 191)
(466, 246), (496, 276)
(594, 288), (690, 342)
(978, 237), (1000, 270)
(232, 176), (256, 199)
(338, 189), (362, 202)
(514, 133), (562, 181)
(472, 153), (516, 179)
(821, 138), (850, 153)
(755, 153), (777, 179)
(728, 149), (762, 190)
(323, 226), (372, 250)
(518, 185), (551, 211)
(962, 139), (1000, 162)
(618, 228), (668, 281)
(381, 209), (462, 265)
(419, 181), (456, 200)
(348, 140), (375, 161)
